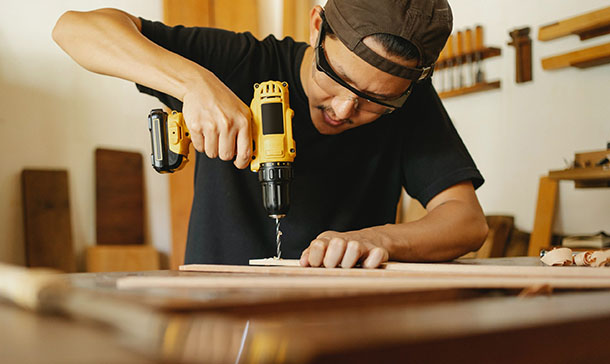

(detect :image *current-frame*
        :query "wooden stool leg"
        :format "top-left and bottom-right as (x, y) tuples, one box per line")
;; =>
(528, 177), (558, 256)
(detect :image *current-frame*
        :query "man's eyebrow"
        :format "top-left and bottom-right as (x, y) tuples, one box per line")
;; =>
(336, 65), (403, 99)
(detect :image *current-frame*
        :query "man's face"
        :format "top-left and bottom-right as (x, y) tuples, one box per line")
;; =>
(305, 17), (416, 135)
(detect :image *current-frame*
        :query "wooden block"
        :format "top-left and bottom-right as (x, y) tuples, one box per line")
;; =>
(86, 245), (159, 272)
(95, 148), (144, 245)
(574, 149), (610, 168)
(538, 6), (610, 41)
(541, 42), (610, 70)
(21, 170), (76, 272)
(528, 177), (558, 256)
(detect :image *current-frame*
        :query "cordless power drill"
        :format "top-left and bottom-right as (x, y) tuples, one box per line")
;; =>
(147, 81), (296, 257)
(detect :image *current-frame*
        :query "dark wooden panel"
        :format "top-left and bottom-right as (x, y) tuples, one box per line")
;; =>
(95, 148), (144, 245)
(21, 169), (76, 272)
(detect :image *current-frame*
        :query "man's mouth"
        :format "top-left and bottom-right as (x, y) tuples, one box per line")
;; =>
(320, 108), (349, 127)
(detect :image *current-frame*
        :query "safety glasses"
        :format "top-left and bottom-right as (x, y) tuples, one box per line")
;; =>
(314, 14), (414, 114)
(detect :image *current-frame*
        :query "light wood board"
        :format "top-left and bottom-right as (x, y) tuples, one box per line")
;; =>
(538, 6), (610, 41)
(541, 42), (610, 70)
(186, 260), (610, 279)
(117, 274), (610, 291)
(112, 260), (610, 291)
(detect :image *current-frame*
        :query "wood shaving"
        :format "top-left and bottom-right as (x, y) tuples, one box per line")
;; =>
(590, 250), (610, 267)
(573, 251), (594, 266)
(541, 248), (610, 267)
(540, 248), (573, 266)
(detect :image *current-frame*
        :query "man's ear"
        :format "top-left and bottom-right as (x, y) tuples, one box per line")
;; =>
(308, 5), (323, 48)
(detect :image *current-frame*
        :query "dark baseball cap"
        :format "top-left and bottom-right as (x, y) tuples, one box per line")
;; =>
(324, 0), (453, 81)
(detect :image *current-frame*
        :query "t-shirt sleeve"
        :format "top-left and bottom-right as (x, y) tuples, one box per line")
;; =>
(134, 18), (259, 109)
(400, 80), (484, 207)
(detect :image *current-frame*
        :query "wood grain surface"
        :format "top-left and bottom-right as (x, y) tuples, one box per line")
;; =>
(112, 260), (610, 291)
(95, 148), (144, 245)
(21, 169), (76, 272)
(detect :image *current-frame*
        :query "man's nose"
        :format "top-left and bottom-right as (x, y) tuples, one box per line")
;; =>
(331, 96), (357, 120)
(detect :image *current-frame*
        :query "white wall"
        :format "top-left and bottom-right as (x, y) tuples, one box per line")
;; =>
(444, 0), (610, 235)
(0, 1), (169, 267)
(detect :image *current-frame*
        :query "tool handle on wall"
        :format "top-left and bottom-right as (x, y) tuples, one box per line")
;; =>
(475, 25), (484, 51)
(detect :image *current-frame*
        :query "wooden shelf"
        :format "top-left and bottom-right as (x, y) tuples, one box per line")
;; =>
(436, 47), (501, 69)
(438, 80), (501, 99)
(548, 166), (610, 181)
(539, 6), (610, 41)
(541, 42), (610, 70)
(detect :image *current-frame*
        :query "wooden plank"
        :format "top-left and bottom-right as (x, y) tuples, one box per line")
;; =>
(163, 0), (213, 27)
(528, 177), (558, 256)
(162, 1), (209, 269)
(168, 145), (195, 269)
(214, 0), (259, 38)
(117, 273), (610, 290)
(183, 261), (610, 278)
(162, 1), (259, 268)
(86, 245), (159, 272)
(95, 148), (144, 245)
(538, 6), (610, 41)
(541, 42), (610, 70)
(21, 170), (76, 272)
(283, 0), (311, 41)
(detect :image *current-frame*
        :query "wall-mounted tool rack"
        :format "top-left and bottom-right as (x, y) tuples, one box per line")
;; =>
(435, 26), (502, 99)
(539, 6), (610, 71)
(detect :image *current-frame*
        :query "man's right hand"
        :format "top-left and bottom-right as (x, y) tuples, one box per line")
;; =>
(182, 71), (253, 169)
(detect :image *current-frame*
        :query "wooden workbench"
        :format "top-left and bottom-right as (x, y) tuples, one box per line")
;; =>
(3, 257), (610, 363)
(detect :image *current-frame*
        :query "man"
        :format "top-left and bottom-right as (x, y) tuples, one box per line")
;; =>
(53, 0), (488, 268)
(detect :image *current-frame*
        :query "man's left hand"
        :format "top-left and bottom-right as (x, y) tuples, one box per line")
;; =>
(299, 231), (389, 269)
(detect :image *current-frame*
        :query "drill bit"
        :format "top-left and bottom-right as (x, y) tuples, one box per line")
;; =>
(275, 217), (283, 259)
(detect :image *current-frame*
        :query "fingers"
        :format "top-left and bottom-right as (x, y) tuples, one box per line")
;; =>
(190, 129), (205, 154)
(299, 248), (310, 267)
(183, 98), (251, 166)
(301, 235), (389, 269)
(234, 117), (252, 169)
(203, 126), (219, 159)
(362, 247), (389, 269)
(340, 240), (366, 268)
(306, 239), (328, 267)
(323, 238), (347, 268)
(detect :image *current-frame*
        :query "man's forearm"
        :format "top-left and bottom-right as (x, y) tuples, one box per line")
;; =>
(365, 199), (488, 262)
(52, 8), (204, 101)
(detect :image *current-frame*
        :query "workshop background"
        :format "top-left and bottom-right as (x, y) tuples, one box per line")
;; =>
(0, 0), (608, 269)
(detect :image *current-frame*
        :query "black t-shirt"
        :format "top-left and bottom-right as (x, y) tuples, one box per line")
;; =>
(136, 19), (484, 265)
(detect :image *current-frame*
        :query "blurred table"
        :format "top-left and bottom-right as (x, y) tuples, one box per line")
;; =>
(3, 258), (610, 363)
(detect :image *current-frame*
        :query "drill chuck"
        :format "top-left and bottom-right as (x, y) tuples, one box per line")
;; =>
(258, 162), (293, 217)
